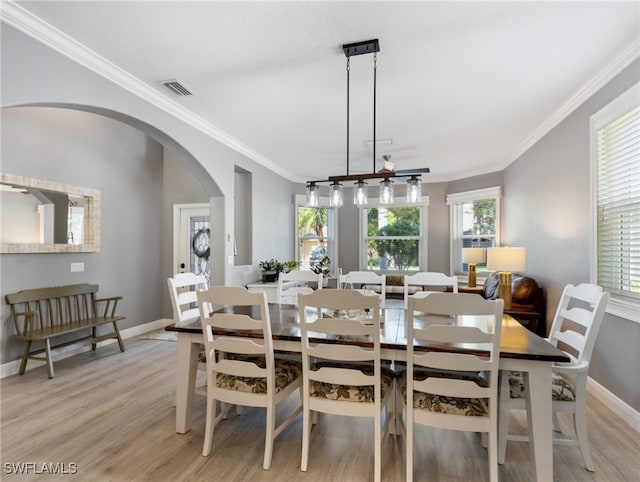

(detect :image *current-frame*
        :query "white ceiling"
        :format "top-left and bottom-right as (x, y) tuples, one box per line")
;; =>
(9, 1), (640, 183)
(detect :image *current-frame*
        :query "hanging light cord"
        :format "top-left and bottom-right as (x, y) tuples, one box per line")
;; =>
(346, 57), (350, 176)
(373, 52), (377, 175)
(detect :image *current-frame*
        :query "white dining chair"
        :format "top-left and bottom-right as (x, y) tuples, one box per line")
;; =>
(403, 271), (458, 309)
(167, 272), (208, 398)
(197, 286), (302, 470)
(498, 283), (610, 471)
(276, 269), (323, 305)
(399, 292), (504, 482)
(297, 289), (394, 482)
(339, 270), (387, 308)
(167, 272), (208, 326)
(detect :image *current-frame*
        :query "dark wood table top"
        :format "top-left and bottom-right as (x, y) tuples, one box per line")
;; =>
(166, 303), (569, 363)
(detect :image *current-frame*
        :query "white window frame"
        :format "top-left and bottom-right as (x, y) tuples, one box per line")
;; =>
(358, 196), (430, 272)
(446, 186), (502, 281)
(295, 194), (338, 272)
(590, 82), (640, 323)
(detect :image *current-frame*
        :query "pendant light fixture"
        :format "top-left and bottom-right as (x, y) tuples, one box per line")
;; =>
(305, 39), (429, 206)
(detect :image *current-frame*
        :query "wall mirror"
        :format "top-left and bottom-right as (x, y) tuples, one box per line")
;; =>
(0, 173), (101, 253)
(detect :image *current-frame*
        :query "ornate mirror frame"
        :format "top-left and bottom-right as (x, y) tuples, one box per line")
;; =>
(0, 173), (101, 254)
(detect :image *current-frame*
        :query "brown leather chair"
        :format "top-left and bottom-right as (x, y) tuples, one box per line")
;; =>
(482, 272), (546, 335)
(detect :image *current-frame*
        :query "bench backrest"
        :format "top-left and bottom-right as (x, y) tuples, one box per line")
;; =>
(5, 284), (100, 335)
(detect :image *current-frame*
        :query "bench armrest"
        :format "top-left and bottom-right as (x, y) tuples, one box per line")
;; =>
(95, 296), (122, 318)
(13, 310), (39, 336)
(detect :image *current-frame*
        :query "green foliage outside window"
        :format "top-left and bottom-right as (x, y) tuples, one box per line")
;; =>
(366, 207), (421, 271)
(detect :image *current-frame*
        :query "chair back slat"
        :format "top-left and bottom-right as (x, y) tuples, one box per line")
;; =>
(404, 272), (458, 308)
(214, 357), (267, 378)
(416, 377), (491, 399)
(277, 269), (323, 304)
(308, 343), (375, 362)
(311, 366), (374, 385)
(415, 351), (492, 372)
(547, 283), (610, 364)
(167, 272), (208, 324)
(339, 271), (386, 307)
(415, 324), (494, 344)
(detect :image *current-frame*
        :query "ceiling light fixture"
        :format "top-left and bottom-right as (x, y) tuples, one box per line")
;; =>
(305, 38), (429, 207)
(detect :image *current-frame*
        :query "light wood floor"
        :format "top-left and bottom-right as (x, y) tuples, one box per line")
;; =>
(1, 334), (638, 481)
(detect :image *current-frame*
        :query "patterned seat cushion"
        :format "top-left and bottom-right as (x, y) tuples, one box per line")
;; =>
(397, 368), (490, 417)
(215, 357), (301, 394)
(198, 344), (206, 363)
(309, 362), (395, 403)
(507, 371), (576, 402)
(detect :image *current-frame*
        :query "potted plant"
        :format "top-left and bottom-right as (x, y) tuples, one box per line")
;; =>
(283, 260), (299, 273)
(258, 258), (285, 283)
(310, 255), (331, 285)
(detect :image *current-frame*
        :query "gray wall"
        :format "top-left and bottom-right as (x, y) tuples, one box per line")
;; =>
(161, 147), (210, 317)
(0, 107), (164, 363)
(504, 59), (640, 410)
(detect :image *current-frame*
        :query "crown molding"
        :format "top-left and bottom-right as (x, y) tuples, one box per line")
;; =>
(0, 1), (295, 182)
(505, 40), (640, 169)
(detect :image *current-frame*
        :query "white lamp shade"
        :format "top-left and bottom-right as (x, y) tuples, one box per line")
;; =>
(486, 247), (526, 272)
(462, 247), (485, 264)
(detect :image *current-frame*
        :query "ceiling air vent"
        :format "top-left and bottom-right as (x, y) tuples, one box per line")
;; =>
(159, 79), (193, 96)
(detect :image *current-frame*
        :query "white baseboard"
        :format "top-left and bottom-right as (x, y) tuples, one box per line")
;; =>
(0, 318), (173, 379)
(587, 377), (640, 432)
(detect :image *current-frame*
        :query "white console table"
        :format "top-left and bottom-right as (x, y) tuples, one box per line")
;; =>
(246, 281), (298, 303)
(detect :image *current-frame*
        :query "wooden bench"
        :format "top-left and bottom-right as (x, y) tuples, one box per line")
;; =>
(5, 283), (125, 378)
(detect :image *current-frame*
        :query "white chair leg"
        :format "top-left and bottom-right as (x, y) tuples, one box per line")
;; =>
(301, 406), (311, 472)
(202, 394), (217, 456)
(574, 408), (595, 471)
(552, 410), (561, 432)
(263, 405), (275, 470)
(498, 371), (510, 464)
(375, 407), (382, 482)
(488, 424), (498, 482)
(406, 409), (413, 482)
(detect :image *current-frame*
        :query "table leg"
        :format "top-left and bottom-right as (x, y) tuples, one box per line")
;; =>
(176, 333), (200, 434)
(523, 362), (554, 482)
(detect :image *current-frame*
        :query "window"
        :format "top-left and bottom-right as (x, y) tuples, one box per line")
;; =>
(295, 195), (337, 271)
(447, 187), (501, 277)
(590, 83), (640, 322)
(359, 197), (429, 271)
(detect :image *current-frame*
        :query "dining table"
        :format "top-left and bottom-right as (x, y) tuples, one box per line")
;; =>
(166, 302), (569, 482)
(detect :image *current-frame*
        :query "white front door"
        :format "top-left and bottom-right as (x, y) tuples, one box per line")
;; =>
(173, 203), (210, 285)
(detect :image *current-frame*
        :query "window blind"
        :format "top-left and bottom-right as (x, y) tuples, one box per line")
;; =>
(596, 105), (640, 301)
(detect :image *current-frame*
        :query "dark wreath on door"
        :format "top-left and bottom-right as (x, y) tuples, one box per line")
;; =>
(190, 216), (210, 286)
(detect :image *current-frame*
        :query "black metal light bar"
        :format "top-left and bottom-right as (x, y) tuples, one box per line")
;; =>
(343, 39), (380, 57)
(321, 167), (431, 184)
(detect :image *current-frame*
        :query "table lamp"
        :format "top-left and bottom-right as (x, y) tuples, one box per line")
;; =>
(462, 247), (485, 288)
(486, 247), (526, 310)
